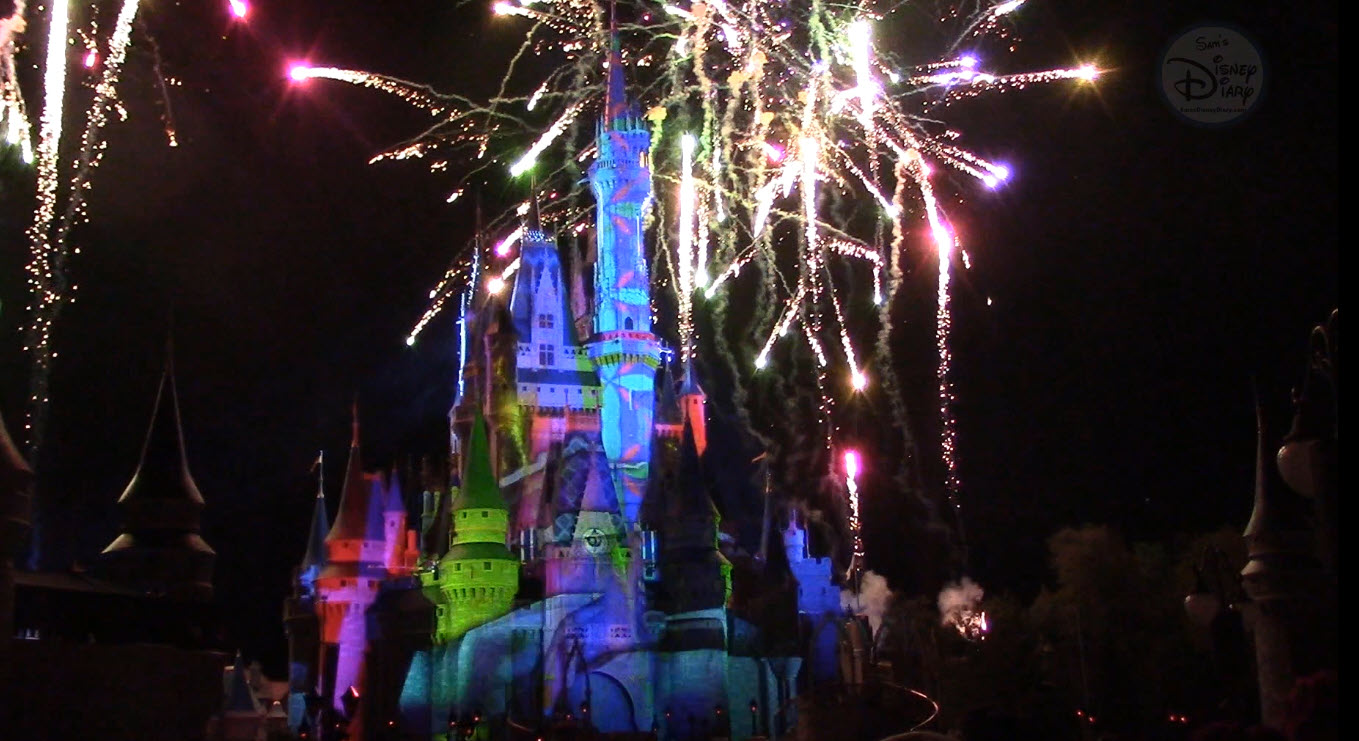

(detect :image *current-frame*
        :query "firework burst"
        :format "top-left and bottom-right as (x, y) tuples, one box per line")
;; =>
(295, 0), (1099, 538)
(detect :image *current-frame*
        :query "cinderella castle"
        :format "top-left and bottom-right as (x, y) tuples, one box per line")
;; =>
(282, 31), (852, 741)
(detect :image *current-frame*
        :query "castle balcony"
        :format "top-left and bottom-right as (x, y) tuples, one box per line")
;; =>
(587, 332), (662, 370)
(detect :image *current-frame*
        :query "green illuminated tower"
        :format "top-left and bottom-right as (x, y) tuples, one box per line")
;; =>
(423, 410), (519, 644)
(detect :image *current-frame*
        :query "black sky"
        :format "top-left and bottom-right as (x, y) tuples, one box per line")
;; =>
(0, 0), (1337, 672)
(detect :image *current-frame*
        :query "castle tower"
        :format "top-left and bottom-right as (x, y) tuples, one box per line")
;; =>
(783, 508), (837, 617)
(586, 22), (662, 529)
(284, 465), (329, 729)
(315, 407), (386, 714)
(381, 470), (411, 574)
(783, 506), (841, 686)
(96, 356), (215, 601)
(509, 206), (603, 541)
(428, 410), (519, 644)
(658, 420), (730, 618)
(655, 419), (731, 738)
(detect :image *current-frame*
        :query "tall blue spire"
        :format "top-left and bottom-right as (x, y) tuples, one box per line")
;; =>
(586, 2), (661, 528)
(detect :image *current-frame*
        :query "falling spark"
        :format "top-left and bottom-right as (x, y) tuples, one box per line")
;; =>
(23, 0), (73, 445)
(493, 225), (524, 257)
(509, 102), (583, 176)
(677, 132), (697, 357)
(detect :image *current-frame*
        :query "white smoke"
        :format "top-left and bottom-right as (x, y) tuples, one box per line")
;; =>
(938, 576), (988, 639)
(841, 569), (894, 635)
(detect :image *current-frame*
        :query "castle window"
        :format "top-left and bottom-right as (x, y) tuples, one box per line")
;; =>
(624, 317), (634, 330)
(455, 563), (462, 571)
(538, 313), (554, 329)
(539, 344), (555, 365)
(482, 511), (489, 518)
(484, 561), (492, 570)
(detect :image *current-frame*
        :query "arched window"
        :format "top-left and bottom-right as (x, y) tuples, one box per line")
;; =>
(624, 317), (634, 330)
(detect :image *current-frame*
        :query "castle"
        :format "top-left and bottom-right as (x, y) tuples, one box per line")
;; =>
(282, 33), (848, 740)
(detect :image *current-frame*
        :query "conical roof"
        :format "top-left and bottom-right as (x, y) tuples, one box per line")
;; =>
(602, 3), (636, 128)
(455, 409), (506, 512)
(98, 352), (215, 599)
(654, 359), (681, 425)
(300, 481), (329, 571)
(679, 356), (705, 398)
(579, 448), (620, 514)
(669, 418), (715, 520)
(325, 405), (371, 543)
(117, 363), (204, 510)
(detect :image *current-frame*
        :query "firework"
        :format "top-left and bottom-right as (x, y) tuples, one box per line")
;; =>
(843, 448), (864, 579)
(294, 0), (1099, 539)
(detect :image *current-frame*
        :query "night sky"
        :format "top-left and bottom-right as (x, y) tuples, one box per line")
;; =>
(0, 0), (1337, 673)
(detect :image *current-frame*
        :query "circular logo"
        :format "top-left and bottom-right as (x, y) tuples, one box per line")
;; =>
(1160, 25), (1264, 126)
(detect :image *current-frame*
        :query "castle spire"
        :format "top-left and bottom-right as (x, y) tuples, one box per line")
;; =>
(98, 348), (215, 600)
(300, 451), (329, 577)
(325, 402), (372, 546)
(456, 408), (507, 513)
(586, 0), (660, 528)
(604, 0), (628, 127)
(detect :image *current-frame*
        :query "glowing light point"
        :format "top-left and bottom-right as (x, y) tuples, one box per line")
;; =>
(959, 55), (978, 69)
(995, 164), (1011, 181)
(509, 153), (536, 177)
(493, 1), (516, 15)
(487, 277), (506, 294)
(754, 354), (769, 370)
(1076, 64), (1100, 81)
(982, 175), (998, 189)
(844, 449), (861, 480)
(493, 226), (523, 257)
(288, 64), (313, 82)
(83, 51), (98, 69)
(229, 0), (249, 20)
(405, 335), (416, 347)
(851, 369), (867, 391)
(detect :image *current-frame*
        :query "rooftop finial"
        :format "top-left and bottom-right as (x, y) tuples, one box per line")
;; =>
(528, 173), (543, 235)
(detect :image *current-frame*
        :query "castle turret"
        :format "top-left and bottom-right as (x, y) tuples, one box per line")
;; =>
(299, 466), (330, 593)
(381, 470), (411, 574)
(586, 25), (662, 529)
(315, 407), (385, 714)
(427, 410), (519, 644)
(658, 420), (730, 617)
(655, 421), (731, 739)
(97, 357), (215, 601)
(679, 358), (707, 456)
